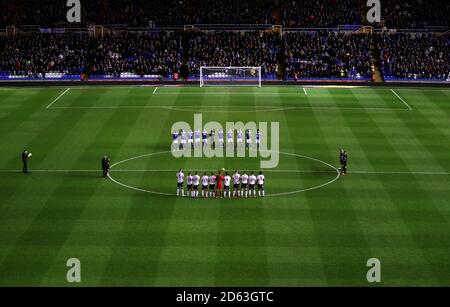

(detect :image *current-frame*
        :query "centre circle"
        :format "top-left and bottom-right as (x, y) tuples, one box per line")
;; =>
(108, 151), (340, 197)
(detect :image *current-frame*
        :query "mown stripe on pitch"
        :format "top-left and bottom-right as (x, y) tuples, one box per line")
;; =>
(296, 89), (372, 285)
(0, 88), (120, 285)
(268, 86), (329, 283)
(0, 88), (109, 229)
(99, 86), (192, 286)
(349, 89), (447, 285)
(373, 89), (450, 284)
(213, 87), (270, 286)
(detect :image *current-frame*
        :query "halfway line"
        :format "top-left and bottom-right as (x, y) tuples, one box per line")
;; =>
(0, 169), (449, 176)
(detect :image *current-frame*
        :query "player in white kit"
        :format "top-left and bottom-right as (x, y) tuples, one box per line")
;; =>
(176, 169), (185, 196)
(201, 173), (209, 198)
(232, 171), (241, 197)
(223, 172), (231, 198)
(209, 173), (216, 197)
(192, 172), (200, 198)
(186, 173), (193, 197)
(241, 171), (249, 198)
(248, 172), (257, 197)
(257, 171), (265, 197)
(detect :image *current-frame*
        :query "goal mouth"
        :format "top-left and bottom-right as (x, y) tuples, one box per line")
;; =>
(200, 66), (262, 87)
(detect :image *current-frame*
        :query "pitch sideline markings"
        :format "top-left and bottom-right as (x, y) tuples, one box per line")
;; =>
(153, 87), (158, 94)
(391, 89), (413, 111)
(303, 87), (308, 96)
(46, 88), (70, 109)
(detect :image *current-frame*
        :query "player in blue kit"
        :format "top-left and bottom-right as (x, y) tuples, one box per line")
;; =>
(202, 129), (208, 147)
(245, 130), (252, 149)
(256, 129), (261, 149)
(237, 129), (243, 148)
(194, 129), (201, 148)
(172, 130), (179, 151)
(188, 130), (194, 148)
(227, 129), (234, 148)
(218, 129), (224, 148)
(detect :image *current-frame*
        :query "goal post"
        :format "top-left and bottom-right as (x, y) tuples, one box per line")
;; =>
(200, 67), (262, 87)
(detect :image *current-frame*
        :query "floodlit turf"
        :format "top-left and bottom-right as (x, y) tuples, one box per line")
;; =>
(0, 85), (449, 286)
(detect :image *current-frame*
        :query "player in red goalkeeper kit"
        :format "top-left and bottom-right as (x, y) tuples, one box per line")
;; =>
(215, 171), (224, 198)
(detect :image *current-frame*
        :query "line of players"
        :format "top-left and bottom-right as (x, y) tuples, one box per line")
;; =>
(172, 129), (261, 149)
(176, 170), (265, 198)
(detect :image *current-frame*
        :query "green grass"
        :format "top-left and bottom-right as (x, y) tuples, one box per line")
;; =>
(0, 85), (449, 286)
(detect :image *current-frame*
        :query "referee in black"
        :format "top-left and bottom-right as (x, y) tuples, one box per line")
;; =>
(102, 156), (110, 178)
(340, 149), (348, 176)
(21, 150), (32, 174)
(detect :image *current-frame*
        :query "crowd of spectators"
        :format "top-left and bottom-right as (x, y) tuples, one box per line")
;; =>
(377, 33), (449, 80)
(189, 0), (274, 25)
(0, 33), (88, 77)
(90, 31), (183, 77)
(1, 0), (448, 29)
(380, 0), (449, 29)
(0, 29), (447, 81)
(187, 31), (279, 78)
(0, 0), (15, 27)
(282, 0), (362, 28)
(284, 31), (372, 79)
(2, 0), (186, 27)
(87, 0), (186, 27)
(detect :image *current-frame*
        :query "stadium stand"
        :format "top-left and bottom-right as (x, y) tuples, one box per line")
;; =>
(284, 31), (372, 80)
(0, 33), (88, 79)
(282, 0), (362, 28)
(376, 32), (449, 81)
(380, 0), (450, 29)
(90, 31), (182, 79)
(189, 0), (274, 25)
(0, 1), (447, 82)
(187, 31), (279, 79)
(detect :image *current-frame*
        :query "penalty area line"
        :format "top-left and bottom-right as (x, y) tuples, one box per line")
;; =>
(391, 89), (413, 111)
(46, 88), (70, 109)
(153, 87), (158, 94)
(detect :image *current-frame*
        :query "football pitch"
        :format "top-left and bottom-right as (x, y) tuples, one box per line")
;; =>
(0, 85), (449, 286)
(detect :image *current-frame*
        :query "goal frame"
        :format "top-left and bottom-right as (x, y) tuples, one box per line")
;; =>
(199, 66), (262, 88)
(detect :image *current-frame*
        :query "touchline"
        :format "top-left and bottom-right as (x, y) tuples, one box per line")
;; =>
(171, 114), (280, 169)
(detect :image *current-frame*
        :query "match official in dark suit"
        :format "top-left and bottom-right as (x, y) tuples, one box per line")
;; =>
(102, 156), (110, 178)
(340, 149), (348, 176)
(22, 150), (32, 174)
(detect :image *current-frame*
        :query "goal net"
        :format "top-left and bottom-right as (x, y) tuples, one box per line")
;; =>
(200, 67), (262, 87)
